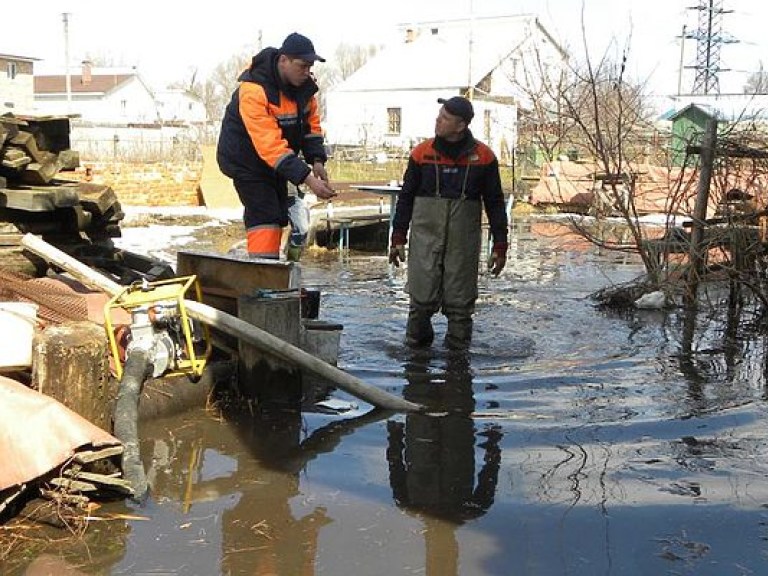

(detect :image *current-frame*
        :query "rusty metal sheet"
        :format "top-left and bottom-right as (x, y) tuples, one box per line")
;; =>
(0, 375), (120, 492)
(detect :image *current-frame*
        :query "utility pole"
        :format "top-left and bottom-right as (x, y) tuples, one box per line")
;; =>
(466, 0), (474, 100)
(678, 25), (686, 96)
(62, 12), (72, 114)
(685, 118), (717, 307)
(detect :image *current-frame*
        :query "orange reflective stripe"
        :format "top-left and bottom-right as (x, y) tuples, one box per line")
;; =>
(247, 226), (282, 258)
(239, 83), (290, 169)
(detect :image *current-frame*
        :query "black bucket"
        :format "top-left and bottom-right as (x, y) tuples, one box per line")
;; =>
(301, 288), (321, 319)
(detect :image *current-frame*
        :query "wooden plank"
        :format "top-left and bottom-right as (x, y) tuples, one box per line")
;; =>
(0, 185), (80, 211)
(49, 477), (98, 492)
(72, 181), (120, 215)
(9, 131), (47, 163)
(64, 469), (133, 492)
(72, 445), (124, 464)
(1, 155), (31, 169)
(0, 233), (24, 246)
(21, 156), (60, 185)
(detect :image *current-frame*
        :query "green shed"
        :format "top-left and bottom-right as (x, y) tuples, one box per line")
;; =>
(668, 103), (718, 167)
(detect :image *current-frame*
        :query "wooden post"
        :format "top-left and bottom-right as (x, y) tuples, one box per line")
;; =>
(31, 321), (116, 430)
(237, 292), (303, 407)
(685, 118), (718, 308)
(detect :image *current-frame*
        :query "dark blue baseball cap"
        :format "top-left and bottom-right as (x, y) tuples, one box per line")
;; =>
(279, 32), (326, 63)
(438, 96), (474, 123)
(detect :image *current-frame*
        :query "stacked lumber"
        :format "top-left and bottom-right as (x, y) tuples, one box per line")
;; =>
(0, 115), (63, 185)
(0, 114), (124, 255)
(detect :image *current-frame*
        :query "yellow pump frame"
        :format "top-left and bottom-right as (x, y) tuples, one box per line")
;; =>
(104, 275), (210, 379)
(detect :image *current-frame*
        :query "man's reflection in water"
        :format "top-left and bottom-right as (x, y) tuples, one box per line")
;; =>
(386, 353), (502, 575)
(145, 400), (391, 576)
(224, 408), (330, 576)
(220, 403), (393, 575)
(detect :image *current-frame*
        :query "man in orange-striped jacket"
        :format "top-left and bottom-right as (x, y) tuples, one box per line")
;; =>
(217, 32), (336, 258)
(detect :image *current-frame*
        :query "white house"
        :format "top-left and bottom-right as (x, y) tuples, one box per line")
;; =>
(0, 53), (38, 115)
(154, 89), (207, 126)
(324, 14), (566, 164)
(34, 62), (160, 125)
(31, 62), (209, 160)
(33, 62), (207, 128)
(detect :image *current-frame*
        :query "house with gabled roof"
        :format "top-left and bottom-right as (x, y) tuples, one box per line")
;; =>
(323, 13), (566, 164)
(154, 89), (207, 126)
(0, 53), (39, 115)
(34, 61), (159, 125)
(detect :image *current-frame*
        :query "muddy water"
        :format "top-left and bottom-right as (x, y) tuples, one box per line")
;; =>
(14, 216), (768, 575)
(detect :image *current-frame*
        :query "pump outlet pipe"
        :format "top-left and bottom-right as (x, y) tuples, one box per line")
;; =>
(112, 344), (152, 499)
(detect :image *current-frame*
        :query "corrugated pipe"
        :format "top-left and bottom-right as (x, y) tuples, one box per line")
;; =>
(113, 345), (153, 500)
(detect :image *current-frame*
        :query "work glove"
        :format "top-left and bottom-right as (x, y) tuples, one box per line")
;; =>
(389, 245), (406, 267)
(488, 242), (508, 276)
(389, 229), (407, 267)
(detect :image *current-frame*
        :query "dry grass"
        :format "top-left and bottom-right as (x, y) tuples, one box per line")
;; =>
(327, 159), (406, 183)
(328, 159), (522, 195)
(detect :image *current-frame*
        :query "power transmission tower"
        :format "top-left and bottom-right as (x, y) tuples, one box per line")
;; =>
(685, 0), (737, 94)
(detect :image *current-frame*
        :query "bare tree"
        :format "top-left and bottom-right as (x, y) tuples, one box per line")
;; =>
(744, 63), (768, 95)
(513, 16), (701, 298)
(334, 43), (380, 82)
(179, 43), (378, 125)
(519, 19), (768, 308)
(178, 53), (250, 125)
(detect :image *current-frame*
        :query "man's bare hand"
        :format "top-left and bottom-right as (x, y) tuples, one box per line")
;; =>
(313, 161), (329, 183)
(304, 173), (336, 200)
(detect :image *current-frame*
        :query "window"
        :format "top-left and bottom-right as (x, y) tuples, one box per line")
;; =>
(387, 108), (401, 135)
(7, 62), (18, 80)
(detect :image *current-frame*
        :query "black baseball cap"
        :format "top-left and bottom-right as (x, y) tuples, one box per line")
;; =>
(279, 32), (326, 63)
(437, 96), (474, 123)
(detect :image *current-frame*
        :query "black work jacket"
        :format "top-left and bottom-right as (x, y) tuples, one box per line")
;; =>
(216, 47), (327, 185)
(392, 131), (509, 245)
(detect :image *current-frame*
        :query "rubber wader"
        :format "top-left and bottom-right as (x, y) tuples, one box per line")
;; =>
(405, 196), (482, 349)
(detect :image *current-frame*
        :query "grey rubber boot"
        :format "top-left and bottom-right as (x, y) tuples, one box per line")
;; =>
(445, 315), (473, 350)
(406, 309), (434, 348)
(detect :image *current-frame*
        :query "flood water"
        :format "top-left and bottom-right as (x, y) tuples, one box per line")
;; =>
(13, 216), (768, 575)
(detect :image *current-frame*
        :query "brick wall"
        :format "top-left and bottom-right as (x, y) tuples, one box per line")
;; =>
(65, 161), (203, 206)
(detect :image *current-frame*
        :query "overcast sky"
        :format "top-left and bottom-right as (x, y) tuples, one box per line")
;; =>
(2, 0), (765, 95)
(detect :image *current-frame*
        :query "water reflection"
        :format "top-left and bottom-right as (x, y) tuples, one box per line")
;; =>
(386, 353), (502, 576)
(135, 403), (392, 575)
(25, 213), (768, 574)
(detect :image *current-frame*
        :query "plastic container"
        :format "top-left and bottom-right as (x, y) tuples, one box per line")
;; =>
(0, 302), (39, 370)
(301, 319), (343, 365)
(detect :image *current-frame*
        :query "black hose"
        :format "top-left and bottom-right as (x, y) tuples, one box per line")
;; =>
(113, 346), (152, 500)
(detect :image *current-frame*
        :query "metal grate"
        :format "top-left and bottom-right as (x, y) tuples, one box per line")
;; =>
(0, 269), (90, 325)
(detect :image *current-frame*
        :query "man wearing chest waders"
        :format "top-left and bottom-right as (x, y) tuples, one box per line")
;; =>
(389, 96), (509, 350)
